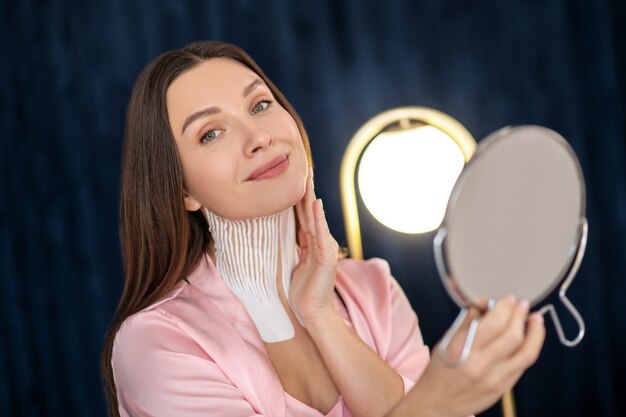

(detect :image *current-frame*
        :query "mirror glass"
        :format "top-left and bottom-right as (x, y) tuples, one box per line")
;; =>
(436, 125), (586, 307)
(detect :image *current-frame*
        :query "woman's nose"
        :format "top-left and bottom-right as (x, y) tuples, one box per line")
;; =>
(243, 122), (273, 156)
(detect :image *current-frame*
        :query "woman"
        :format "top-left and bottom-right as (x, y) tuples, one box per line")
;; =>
(102, 40), (545, 417)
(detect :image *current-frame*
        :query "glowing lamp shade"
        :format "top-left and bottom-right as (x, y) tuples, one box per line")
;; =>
(357, 125), (466, 234)
(340, 107), (476, 260)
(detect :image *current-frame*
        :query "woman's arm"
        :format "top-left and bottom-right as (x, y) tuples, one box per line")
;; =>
(303, 306), (406, 417)
(290, 172), (412, 417)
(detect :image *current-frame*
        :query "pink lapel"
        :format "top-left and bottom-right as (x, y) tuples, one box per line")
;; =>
(163, 254), (286, 417)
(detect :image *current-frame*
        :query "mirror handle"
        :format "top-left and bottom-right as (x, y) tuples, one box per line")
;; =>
(437, 308), (477, 367)
(438, 299), (496, 367)
(536, 218), (588, 347)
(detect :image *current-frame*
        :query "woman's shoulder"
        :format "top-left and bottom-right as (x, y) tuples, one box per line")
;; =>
(335, 257), (424, 364)
(114, 255), (215, 346)
(338, 256), (391, 270)
(112, 280), (197, 360)
(337, 257), (393, 284)
(336, 257), (400, 302)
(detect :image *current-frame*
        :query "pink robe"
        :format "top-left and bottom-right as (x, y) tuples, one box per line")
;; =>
(112, 254), (430, 416)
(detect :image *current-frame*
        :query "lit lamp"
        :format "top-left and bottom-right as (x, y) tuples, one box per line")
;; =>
(339, 106), (476, 257)
(339, 106), (516, 417)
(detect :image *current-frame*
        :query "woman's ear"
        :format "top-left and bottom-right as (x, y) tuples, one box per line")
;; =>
(183, 192), (202, 212)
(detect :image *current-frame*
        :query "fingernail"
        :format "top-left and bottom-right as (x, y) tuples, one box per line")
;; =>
(319, 198), (323, 209)
(532, 313), (544, 324)
(518, 300), (530, 313)
(505, 295), (517, 304)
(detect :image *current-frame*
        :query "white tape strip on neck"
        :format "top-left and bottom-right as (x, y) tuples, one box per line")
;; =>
(204, 207), (297, 342)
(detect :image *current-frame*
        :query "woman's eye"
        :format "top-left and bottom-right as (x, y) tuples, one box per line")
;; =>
(200, 129), (223, 144)
(251, 100), (271, 114)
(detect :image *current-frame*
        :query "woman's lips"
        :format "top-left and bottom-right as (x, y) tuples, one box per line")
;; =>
(246, 155), (289, 181)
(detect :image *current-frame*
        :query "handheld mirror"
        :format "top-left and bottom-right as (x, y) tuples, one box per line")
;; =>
(433, 125), (587, 366)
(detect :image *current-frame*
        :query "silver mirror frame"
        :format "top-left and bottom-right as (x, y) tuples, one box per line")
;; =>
(433, 126), (587, 366)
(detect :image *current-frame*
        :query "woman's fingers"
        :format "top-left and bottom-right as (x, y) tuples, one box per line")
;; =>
(312, 199), (338, 260)
(473, 310), (545, 394)
(296, 168), (316, 234)
(482, 312), (545, 394)
(305, 169), (316, 236)
(442, 306), (482, 361)
(298, 167), (332, 251)
(295, 198), (307, 235)
(473, 296), (518, 348)
(478, 300), (530, 364)
(500, 312), (546, 375)
(297, 227), (310, 257)
(297, 176), (337, 265)
(313, 199), (326, 247)
(442, 296), (532, 368)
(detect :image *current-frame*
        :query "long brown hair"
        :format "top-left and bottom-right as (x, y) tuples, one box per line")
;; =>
(101, 40), (313, 417)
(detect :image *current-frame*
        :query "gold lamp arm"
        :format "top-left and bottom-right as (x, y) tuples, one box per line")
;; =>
(339, 119), (374, 260)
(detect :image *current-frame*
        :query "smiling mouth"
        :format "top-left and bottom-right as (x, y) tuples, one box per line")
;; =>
(246, 155), (289, 181)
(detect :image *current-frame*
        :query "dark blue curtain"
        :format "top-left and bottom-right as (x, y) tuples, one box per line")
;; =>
(1, 0), (624, 416)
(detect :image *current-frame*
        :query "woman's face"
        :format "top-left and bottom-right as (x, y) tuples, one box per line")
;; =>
(167, 58), (308, 220)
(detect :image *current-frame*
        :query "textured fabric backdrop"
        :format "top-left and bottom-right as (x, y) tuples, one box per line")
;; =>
(1, 0), (624, 416)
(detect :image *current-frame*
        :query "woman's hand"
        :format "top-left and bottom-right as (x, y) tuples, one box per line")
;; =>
(390, 296), (546, 417)
(289, 168), (340, 325)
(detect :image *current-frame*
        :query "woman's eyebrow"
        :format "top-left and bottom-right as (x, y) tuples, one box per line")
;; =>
(243, 79), (263, 98)
(181, 106), (220, 135)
